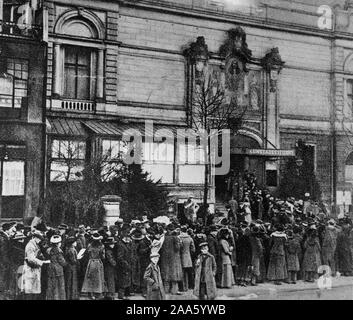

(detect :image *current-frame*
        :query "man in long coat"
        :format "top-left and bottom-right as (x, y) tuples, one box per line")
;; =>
(137, 231), (153, 297)
(179, 226), (195, 291)
(116, 225), (134, 299)
(193, 242), (217, 300)
(159, 224), (182, 295)
(0, 222), (17, 299)
(21, 231), (50, 300)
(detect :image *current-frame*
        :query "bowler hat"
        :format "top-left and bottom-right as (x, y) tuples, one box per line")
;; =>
(131, 229), (144, 241)
(199, 242), (208, 248)
(58, 224), (68, 230)
(66, 236), (77, 245)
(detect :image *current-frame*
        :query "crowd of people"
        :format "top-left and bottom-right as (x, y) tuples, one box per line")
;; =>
(0, 171), (353, 300)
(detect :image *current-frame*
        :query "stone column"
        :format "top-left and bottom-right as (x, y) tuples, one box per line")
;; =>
(96, 49), (105, 102)
(52, 43), (62, 98)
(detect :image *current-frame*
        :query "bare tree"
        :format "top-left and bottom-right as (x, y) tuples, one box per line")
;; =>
(189, 68), (247, 220)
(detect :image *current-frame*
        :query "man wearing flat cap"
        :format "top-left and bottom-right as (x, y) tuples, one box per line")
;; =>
(143, 253), (165, 300)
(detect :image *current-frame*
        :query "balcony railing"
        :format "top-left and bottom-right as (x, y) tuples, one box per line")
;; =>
(0, 20), (43, 40)
(60, 100), (96, 113)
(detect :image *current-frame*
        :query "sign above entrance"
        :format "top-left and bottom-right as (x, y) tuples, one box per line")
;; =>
(231, 148), (295, 157)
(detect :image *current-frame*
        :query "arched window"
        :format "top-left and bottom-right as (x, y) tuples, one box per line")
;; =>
(60, 18), (98, 39)
(345, 152), (353, 183)
(52, 10), (105, 101)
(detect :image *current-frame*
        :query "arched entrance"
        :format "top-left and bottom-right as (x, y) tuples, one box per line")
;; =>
(215, 133), (265, 202)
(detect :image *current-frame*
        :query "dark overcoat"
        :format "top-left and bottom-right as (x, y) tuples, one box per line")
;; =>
(193, 253), (217, 300)
(104, 247), (117, 294)
(116, 239), (134, 289)
(64, 246), (79, 300)
(46, 246), (67, 300)
(0, 231), (13, 299)
(160, 234), (183, 282)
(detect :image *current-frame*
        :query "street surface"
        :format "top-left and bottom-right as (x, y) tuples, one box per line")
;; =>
(123, 276), (353, 301)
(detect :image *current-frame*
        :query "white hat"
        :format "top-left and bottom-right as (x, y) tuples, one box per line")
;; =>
(50, 235), (62, 244)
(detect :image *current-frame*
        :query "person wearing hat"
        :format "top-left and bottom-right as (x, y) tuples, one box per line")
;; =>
(193, 242), (217, 300)
(64, 236), (79, 300)
(103, 237), (117, 300)
(302, 225), (322, 282)
(10, 230), (27, 300)
(159, 223), (183, 295)
(249, 225), (265, 286)
(116, 224), (134, 300)
(46, 235), (67, 300)
(21, 229), (50, 299)
(179, 225), (196, 292)
(321, 219), (338, 277)
(143, 252), (165, 300)
(136, 228), (153, 298)
(218, 228), (235, 288)
(0, 222), (17, 299)
(130, 229), (145, 295)
(267, 225), (288, 285)
(81, 232), (105, 299)
(286, 230), (301, 284)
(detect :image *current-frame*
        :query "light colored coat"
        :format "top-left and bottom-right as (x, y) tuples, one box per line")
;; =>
(180, 233), (195, 268)
(193, 253), (217, 300)
(21, 239), (45, 294)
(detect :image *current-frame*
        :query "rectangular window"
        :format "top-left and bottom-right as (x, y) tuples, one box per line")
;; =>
(178, 140), (207, 164)
(0, 58), (28, 108)
(2, 161), (25, 196)
(50, 139), (86, 181)
(64, 46), (94, 100)
(142, 141), (174, 184)
(179, 165), (205, 184)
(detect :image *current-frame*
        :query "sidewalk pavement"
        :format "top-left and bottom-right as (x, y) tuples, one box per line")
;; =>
(125, 276), (353, 300)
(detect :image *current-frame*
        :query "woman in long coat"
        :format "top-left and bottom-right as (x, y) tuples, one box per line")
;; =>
(159, 226), (182, 294)
(81, 233), (105, 299)
(219, 229), (235, 288)
(302, 229), (321, 282)
(103, 237), (117, 300)
(249, 227), (265, 285)
(336, 225), (353, 276)
(236, 225), (252, 286)
(64, 237), (79, 300)
(46, 235), (67, 300)
(193, 242), (217, 300)
(267, 226), (288, 285)
(286, 231), (301, 284)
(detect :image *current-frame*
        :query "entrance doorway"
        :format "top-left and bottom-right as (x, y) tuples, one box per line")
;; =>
(215, 134), (264, 202)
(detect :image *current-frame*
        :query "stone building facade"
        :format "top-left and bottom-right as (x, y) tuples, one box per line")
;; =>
(0, 1), (47, 221)
(41, 0), (353, 216)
